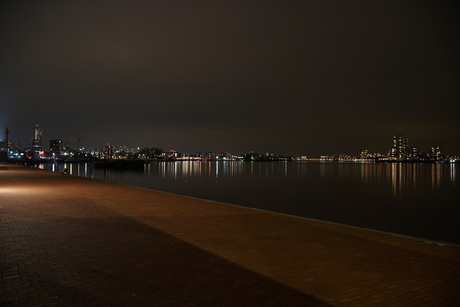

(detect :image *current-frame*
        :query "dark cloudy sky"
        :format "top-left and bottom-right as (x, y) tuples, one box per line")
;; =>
(1, 0), (459, 156)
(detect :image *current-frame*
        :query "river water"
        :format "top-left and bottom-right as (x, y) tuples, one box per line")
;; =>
(36, 161), (460, 244)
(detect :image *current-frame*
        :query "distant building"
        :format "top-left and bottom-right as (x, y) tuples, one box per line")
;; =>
(359, 149), (369, 158)
(410, 147), (420, 160)
(1, 128), (10, 154)
(389, 135), (409, 160)
(0, 141), (7, 152)
(50, 139), (64, 152)
(431, 146), (443, 161)
(105, 143), (114, 159)
(32, 126), (43, 151)
(206, 152), (216, 159)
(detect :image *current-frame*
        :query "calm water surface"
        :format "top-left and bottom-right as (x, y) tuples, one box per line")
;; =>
(37, 161), (460, 244)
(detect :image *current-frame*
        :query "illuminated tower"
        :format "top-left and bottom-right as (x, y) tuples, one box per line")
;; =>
(389, 135), (409, 160)
(32, 126), (43, 151)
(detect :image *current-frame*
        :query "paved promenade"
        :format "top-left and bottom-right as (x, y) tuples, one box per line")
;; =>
(1, 162), (459, 306)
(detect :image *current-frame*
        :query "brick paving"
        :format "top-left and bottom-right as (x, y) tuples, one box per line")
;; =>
(1, 162), (460, 306)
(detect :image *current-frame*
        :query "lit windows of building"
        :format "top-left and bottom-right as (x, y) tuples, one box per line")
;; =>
(431, 146), (443, 161)
(359, 149), (369, 159)
(105, 143), (114, 159)
(410, 147), (420, 160)
(390, 135), (409, 160)
(32, 126), (43, 151)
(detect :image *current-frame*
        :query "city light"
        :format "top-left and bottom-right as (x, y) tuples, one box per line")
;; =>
(1, 127), (458, 164)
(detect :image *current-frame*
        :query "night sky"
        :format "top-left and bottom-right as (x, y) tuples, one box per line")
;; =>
(1, 1), (459, 156)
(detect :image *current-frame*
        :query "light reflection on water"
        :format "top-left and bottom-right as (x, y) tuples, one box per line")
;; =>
(35, 161), (459, 244)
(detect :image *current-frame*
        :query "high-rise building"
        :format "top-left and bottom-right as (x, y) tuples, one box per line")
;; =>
(389, 135), (409, 160)
(32, 126), (43, 151)
(50, 139), (64, 152)
(105, 143), (114, 159)
(410, 147), (420, 160)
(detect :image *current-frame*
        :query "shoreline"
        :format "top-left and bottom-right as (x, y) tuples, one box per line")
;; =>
(126, 181), (460, 249)
(18, 159), (460, 245)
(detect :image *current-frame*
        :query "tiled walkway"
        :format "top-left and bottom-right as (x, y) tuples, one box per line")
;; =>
(1, 163), (459, 306)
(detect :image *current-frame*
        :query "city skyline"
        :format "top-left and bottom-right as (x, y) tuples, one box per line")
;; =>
(1, 1), (459, 156)
(1, 125), (456, 160)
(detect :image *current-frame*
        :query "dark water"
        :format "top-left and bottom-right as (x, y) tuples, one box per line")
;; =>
(36, 161), (460, 244)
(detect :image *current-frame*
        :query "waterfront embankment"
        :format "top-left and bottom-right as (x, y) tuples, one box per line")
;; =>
(1, 162), (459, 306)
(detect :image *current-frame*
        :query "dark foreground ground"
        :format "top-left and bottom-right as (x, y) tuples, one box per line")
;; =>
(1, 162), (459, 306)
